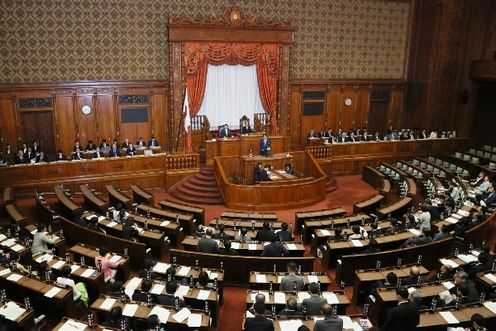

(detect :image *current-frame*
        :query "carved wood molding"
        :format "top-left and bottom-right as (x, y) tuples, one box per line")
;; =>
(470, 60), (496, 81)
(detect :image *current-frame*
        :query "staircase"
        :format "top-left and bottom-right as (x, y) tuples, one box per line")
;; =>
(168, 167), (224, 205)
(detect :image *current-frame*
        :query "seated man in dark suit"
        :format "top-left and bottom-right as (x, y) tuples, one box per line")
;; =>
(132, 279), (155, 303)
(86, 140), (97, 151)
(244, 302), (274, 331)
(382, 287), (419, 331)
(275, 222), (293, 242)
(255, 221), (276, 242)
(300, 282), (326, 315)
(261, 237), (288, 257)
(449, 271), (479, 303)
(99, 139), (109, 150)
(212, 224), (234, 241)
(14, 149), (29, 164)
(219, 124), (231, 138)
(468, 251), (490, 279)
(56, 150), (67, 161)
(313, 303), (343, 331)
(401, 266), (423, 286)
(328, 227), (345, 241)
(259, 134), (272, 156)
(283, 163), (293, 174)
(220, 240), (239, 255)
(122, 217), (139, 241)
(93, 146), (104, 159)
(35, 151), (48, 163)
(253, 162), (271, 182)
(126, 143), (137, 156)
(156, 280), (186, 307)
(279, 297), (301, 316)
(368, 222), (382, 238)
(136, 137), (146, 149)
(241, 121), (252, 135)
(147, 136), (160, 148)
(108, 143), (120, 158)
(197, 228), (219, 253)
(71, 148), (84, 160)
(280, 262), (304, 291)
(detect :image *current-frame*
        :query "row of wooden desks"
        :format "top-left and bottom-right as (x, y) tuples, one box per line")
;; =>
(243, 315), (370, 331)
(295, 208), (347, 231)
(249, 272), (331, 291)
(301, 214), (370, 244)
(209, 218), (283, 231)
(137, 204), (196, 235)
(0, 300), (35, 329)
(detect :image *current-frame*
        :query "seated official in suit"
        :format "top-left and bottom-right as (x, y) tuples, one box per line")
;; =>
(283, 163), (293, 175)
(35, 151), (48, 163)
(313, 304), (343, 331)
(220, 240), (239, 255)
(248, 293), (272, 315)
(280, 262), (304, 291)
(72, 148), (85, 160)
(244, 302), (274, 331)
(306, 129), (319, 144)
(108, 143), (120, 158)
(55, 150), (67, 161)
(219, 124), (232, 138)
(481, 185), (496, 208)
(86, 140), (97, 151)
(300, 283), (327, 315)
(148, 136), (160, 148)
(279, 297), (302, 316)
(255, 221), (276, 242)
(382, 287), (419, 331)
(25, 146), (36, 161)
(126, 143), (137, 156)
(156, 280), (186, 307)
(241, 122), (252, 135)
(260, 134), (272, 156)
(14, 149), (29, 164)
(254, 162), (271, 182)
(212, 224), (234, 241)
(73, 140), (82, 152)
(197, 228), (219, 253)
(93, 146), (104, 159)
(99, 139), (110, 150)
(132, 279), (155, 303)
(261, 237), (288, 257)
(31, 140), (41, 154)
(101, 306), (127, 329)
(121, 138), (130, 150)
(371, 132), (381, 141)
(136, 137), (146, 149)
(275, 222), (293, 242)
(235, 227), (251, 243)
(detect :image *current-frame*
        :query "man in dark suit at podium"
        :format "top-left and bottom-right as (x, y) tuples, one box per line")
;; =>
(241, 122), (252, 135)
(260, 134), (272, 157)
(219, 124), (231, 138)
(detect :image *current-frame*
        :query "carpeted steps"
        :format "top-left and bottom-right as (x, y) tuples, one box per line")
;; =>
(168, 167), (224, 205)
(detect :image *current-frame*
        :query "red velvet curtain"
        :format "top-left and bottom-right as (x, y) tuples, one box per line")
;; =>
(184, 42), (280, 135)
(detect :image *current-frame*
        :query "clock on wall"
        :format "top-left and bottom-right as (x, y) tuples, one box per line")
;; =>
(344, 98), (353, 106)
(81, 105), (92, 115)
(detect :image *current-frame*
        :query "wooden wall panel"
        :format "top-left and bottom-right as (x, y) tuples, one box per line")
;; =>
(54, 96), (76, 154)
(0, 97), (17, 150)
(96, 93), (116, 144)
(289, 89), (301, 147)
(389, 89), (404, 128)
(341, 90), (355, 130)
(354, 89), (370, 128)
(76, 94), (96, 144)
(327, 89), (341, 130)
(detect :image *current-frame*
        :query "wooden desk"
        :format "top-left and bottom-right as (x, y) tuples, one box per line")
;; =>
(54, 185), (82, 218)
(0, 233), (30, 261)
(159, 200), (205, 226)
(130, 185), (154, 205)
(417, 302), (496, 329)
(35, 194), (56, 222)
(209, 218), (283, 231)
(5, 203), (27, 227)
(269, 316), (369, 331)
(301, 214), (370, 244)
(0, 300), (35, 330)
(137, 204), (196, 235)
(377, 196), (412, 220)
(295, 208), (347, 231)
(170, 249), (314, 283)
(221, 211), (278, 221)
(362, 166), (385, 189)
(2, 187), (13, 204)
(353, 194), (384, 214)
(69, 243), (131, 281)
(124, 211), (184, 247)
(52, 318), (119, 330)
(80, 184), (108, 214)
(240, 153), (295, 184)
(249, 271), (330, 291)
(91, 295), (210, 329)
(106, 185), (132, 209)
(205, 134), (289, 165)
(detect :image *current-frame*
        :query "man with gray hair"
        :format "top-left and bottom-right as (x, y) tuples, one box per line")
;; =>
(449, 270), (479, 302)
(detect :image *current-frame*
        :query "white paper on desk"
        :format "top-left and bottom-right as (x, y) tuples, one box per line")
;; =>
(287, 243), (298, 250)
(320, 230), (331, 236)
(35, 253), (53, 263)
(2, 238), (16, 247)
(442, 281), (455, 290)
(52, 260), (66, 270)
(30, 229), (37, 235)
(10, 244), (24, 252)
(98, 216), (106, 222)
(484, 273), (496, 283)
(255, 274), (266, 283)
(471, 250), (480, 257)
(109, 255), (121, 264)
(278, 320), (303, 331)
(172, 307), (191, 323)
(175, 285), (190, 298)
(6, 274), (22, 282)
(339, 316), (353, 329)
(440, 311), (460, 324)
(209, 271), (219, 280)
(246, 310), (255, 318)
(86, 214), (97, 220)
(125, 277), (142, 298)
(149, 306), (170, 323)
(483, 301), (496, 314)
(440, 259), (459, 268)
(409, 229), (421, 236)
(44, 286), (62, 298)
(0, 234), (6, 241)
(407, 287), (417, 294)
(70, 265), (81, 274)
(248, 244), (257, 250)
(106, 221), (118, 228)
(307, 275), (319, 283)
(100, 298), (116, 310)
(457, 209), (470, 217)
(160, 220), (170, 227)
(322, 292), (339, 304)
(177, 266), (191, 277)
(277, 276), (283, 283)
(58, 319), (87, 331)
(197, 289), (210, 300)
(439, 290), (454, 305)
(0, 269), (11, 277)
(187, 313), (202, 327)
(250, 291), (269, 302)
(297, 292), (311, 302)
(0, 301), (26, 321)
(122, 304), (139, 317)
(457, 254), (478, 263)
(447, 328), (465, 331)
(452, 213), (462, 219)
(446, 217), (459, 224)
(351, 240), (363, 247)
(152, 262), (170, 273)
(81, 268), (96, 278)
(351, 321), (363, 331)
(274, 291), (286, 304)
(151, 283), (166, 295)
(231, 242), (241, 249)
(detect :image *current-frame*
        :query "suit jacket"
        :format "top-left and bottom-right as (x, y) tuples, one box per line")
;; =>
(127, 147), (137, 156)
(148, 139), (160, 147)
(212, 232), (234, 240)
(156, 294), (185, 307)
(35, 155), (48, 163)
(132, 290), (155, 303)
(244, 316), (274, 331)
(72, 152), (84, 160)
(301, 296), (327, 315)
(382, 301), (419, 331)
(14, 154), (29, 164)
(275, 229), (292, 242)
(280, 273), (304, 291)
(93, 151), (104, 158)
(220, 128), (231, 138)
(197, 237), (219, 253)
(259, 138), (272, 156)
(313, 317), (344, 331)
(483, 192), (496, 205)
(86, 143), (96, 151)
(261, 242), (288, 257)
(255, 229), (276, 242)
(109, 148), (120, 157)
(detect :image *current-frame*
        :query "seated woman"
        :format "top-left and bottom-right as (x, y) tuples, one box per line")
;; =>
(95, 246), (119, 283)
(57, 265), (82, 301)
